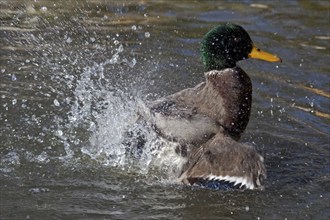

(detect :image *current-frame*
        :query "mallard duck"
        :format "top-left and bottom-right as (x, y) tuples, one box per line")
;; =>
(132, 23), (281, 189)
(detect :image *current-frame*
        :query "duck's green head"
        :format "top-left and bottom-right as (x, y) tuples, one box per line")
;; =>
(201, 23), (281, 71)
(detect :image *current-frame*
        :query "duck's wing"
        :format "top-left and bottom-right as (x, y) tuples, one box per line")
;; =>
(149, 68), (253, 142)
(149, 81), (205, 118)
(179, 133), (266, 190)
(146, 84), (221, 145)
(150, 98), (196, 119)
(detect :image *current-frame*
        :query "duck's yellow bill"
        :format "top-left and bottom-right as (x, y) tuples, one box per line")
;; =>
(248, 45), (282, 62)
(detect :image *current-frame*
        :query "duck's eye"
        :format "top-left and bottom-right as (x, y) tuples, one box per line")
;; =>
(234, 37), (240, 42)
(257, 48), (261, 52)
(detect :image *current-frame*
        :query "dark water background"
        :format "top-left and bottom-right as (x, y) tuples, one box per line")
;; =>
(1, 0), (329, 219)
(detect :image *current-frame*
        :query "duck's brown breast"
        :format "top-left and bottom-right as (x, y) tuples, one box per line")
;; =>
(165, 67), (252, 140)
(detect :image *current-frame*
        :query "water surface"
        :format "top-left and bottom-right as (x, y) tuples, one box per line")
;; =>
(1, 0), (329, 219)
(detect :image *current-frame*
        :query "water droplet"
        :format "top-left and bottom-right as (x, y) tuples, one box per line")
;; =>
(12, 99), (17, 105)
(245, 206), (250, 211)
(131, 25), (137, 30)
(117, 44), (124, 52)
(145, 32), (150, 38)
(114, 40), (119, 45)
(1, 69), (5, 73)
(66, 37), (72, 44)
(90, 37), (96, 43)
(53, 99), (60, 106)
(69, 115), (76, 122)
(40, 6), (47, 12)
(57, 130), (63, 136)
(11, 74), (17, 81)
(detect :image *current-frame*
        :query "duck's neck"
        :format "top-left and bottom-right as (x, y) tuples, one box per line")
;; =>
(204, 60), (236, 72)
(197, 66), (252, 139)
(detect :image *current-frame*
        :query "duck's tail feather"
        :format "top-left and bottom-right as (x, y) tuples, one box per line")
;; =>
(179, 133), (266, 190)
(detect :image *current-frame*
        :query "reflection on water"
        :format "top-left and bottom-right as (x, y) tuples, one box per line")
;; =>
(1, 0), (329, 219)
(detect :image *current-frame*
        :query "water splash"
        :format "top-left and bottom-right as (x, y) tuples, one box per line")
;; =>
(52, 44), (184, 181)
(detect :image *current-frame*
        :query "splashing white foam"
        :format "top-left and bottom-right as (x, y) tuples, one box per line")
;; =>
(55, 44), (184, 181)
